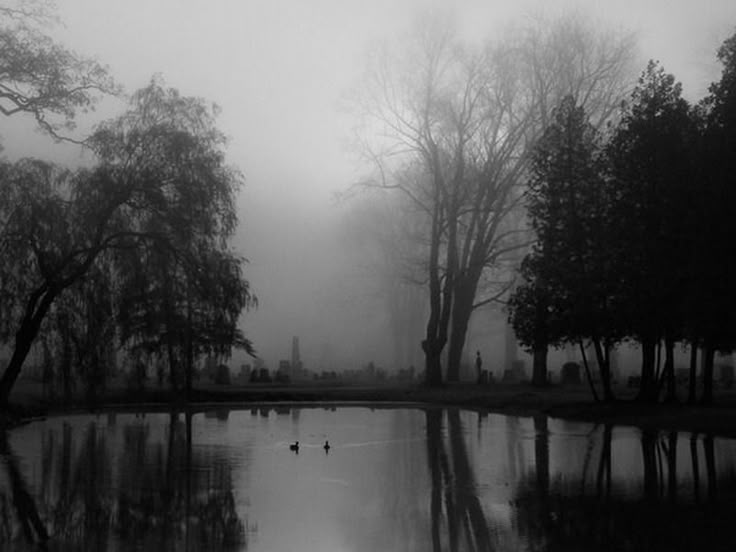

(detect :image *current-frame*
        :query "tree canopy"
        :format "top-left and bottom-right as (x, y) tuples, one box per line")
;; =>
(0, 79), (253, 406)
(0, 0), (118, 142)
(509, 28), (736, 404)
(352, 12), (637, 385)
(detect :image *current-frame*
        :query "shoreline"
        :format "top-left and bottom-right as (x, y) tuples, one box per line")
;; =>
(4, 382), (736, 438)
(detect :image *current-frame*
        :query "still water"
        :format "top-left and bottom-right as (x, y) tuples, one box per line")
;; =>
(1, 406), (736, 551)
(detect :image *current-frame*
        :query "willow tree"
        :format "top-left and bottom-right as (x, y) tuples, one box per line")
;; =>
(38, 258), (117, 402)
(0, 0), (117, 141)
(0, 79), (253, 407)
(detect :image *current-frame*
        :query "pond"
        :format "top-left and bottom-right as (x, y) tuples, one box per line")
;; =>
(1, 406), (736, 551)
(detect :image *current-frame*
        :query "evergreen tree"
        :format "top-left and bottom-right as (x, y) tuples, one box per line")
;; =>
(606, 61), (697, 403)
(509, 96), (618, 400)
(695, 30), (736, 404)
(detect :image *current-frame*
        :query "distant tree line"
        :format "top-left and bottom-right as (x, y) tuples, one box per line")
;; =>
(0, 1), (254, 407)
(508, 31), (736, 405)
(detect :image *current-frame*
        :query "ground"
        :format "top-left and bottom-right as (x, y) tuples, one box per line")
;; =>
(5, 377), (736, 437)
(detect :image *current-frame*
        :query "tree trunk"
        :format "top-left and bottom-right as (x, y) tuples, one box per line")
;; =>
(637, 337), (658, 403)
(422, 338), (444, 386)
(704, 434), (717, 502)
(688, 342), (698, 405)
(531, 290), (549, 387)
(0, 432), (49, 543)
(666, 431), (678, 502)
(0, 289), (58, 408)
(579, 340), (600, 402)
(690, 433), (701, 503)
(641, 429), (659, 501)
(662, 337), (677, 403)
(185, 294), (194, 402)
(447, 410), (493, 548)
(185, 410), (193, 548)
(422, 193), (447, 388)
(533, 415), (549, 494)
(701, 344), (715, 406)
(425, 409), (443, 552)
(597, 424), (613, 499)
(532, 343), (548, 386)
(60, 318), (73, 404)
(166, 336), (177, 393)
(446, 292), (472, 383)
(447, 267), (482, 382)
(592, 338), (614, 401)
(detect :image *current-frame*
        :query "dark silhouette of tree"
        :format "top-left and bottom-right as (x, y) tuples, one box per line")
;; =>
(0, 430), (49, 545)
(512, 424), (736, 551)
(509, 96), (619, 399)
(693, 29), (736, 405)
(118, 245), (254, 399)
(425, 409), (444, 551)
(19, 412), (249, 549)
(425, 408), (494, 550)
(37, 261), (117, 404)
(606, 60), (698, 403)
(0, 78), (253, 407)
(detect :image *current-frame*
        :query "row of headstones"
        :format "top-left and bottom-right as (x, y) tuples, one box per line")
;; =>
(482, 362), (735, 385)
(562, 362), (735, 386)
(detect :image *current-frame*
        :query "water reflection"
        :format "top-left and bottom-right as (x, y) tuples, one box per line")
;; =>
(426, 409), (493, 551)
(513, 424), (736, 551)
(2, 412), (248, 551)
(0, 430), (49, 545)
(1, 407), (736, 551)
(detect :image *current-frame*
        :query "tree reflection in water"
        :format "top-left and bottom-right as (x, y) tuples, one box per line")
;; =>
(425, 408), (494, 551)
(0, 411), (250, 551)
(3, 407), (736, 551)
(513, 423), (736, 552)
(0, 430), (49, 546)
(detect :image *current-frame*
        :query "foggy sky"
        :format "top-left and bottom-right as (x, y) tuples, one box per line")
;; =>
(3, 0), (736, 371)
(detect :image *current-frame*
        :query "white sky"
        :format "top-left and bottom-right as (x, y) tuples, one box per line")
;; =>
(4, 0), (736, 370)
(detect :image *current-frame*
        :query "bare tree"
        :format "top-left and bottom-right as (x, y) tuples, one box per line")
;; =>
(352, 12), (637, 385)
(0, 0), (118, 143)
(352, 15), (481, 384)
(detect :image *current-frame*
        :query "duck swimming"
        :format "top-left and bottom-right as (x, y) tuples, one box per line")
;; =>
(289, 441), (299, 452)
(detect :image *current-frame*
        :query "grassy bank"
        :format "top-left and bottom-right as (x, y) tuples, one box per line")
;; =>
(5, 379), (736, 437)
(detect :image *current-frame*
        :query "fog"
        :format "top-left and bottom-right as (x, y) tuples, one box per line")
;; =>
(4, 0), (736, 375)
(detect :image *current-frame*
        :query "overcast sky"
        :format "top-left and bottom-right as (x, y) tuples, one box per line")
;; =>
(5, 0), (736, 370)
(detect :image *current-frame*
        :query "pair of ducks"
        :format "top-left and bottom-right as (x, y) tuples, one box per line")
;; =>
(290, 440), (330, 453)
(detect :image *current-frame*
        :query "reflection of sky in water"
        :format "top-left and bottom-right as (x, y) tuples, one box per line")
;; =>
(3, 407), (736, 551)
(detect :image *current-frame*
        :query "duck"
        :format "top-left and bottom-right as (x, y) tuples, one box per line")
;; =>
(323, 440), (331, 453)
(289, 441), (299, 452)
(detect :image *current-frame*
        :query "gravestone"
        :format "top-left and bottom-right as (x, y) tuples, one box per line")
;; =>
(560, 362), (582, 385)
